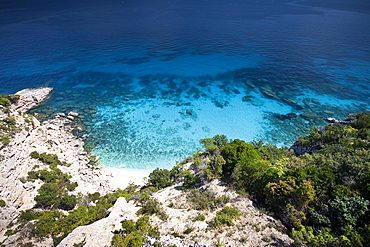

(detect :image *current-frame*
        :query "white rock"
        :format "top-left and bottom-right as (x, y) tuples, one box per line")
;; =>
(57, 197), (140, 247)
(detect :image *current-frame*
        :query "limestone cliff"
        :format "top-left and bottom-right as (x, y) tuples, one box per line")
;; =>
(0, 88), (115, 245)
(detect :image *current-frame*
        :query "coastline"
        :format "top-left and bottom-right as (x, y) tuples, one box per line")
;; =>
(0, 87), (295, 247)
(102, 167), (153, 189)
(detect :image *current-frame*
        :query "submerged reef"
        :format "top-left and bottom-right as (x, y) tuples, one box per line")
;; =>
(29, 69), (369, 169)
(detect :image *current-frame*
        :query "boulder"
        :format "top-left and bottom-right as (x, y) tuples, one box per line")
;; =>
(11, 87), (53, 112)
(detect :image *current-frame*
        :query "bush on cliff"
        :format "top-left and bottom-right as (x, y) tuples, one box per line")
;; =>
(0, 94), (18, 107)
(148, 168), (172, 189)
(111, 216), (159, 247)
(180, 112), (370, 246)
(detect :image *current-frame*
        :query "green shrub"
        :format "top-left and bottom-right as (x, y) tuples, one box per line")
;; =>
(0, 136), (10, 145)
(262, 237), (271, 243)
(0, 96), (11, 106)
(3, 117), (16, 126)
(59, 195), (77, 211)
(35, 183), (61, 208)
(153, 242), (162, 247)
(130, 191), (150, 204)
(204, 155), (225, 180)
(200, 134), (229, 150)
(4, 229), (14, 236)
(112, 231), (144, 247)
(121, 220), (136, 234)
(39, 169), (61, 183)
(149, 168), (172, 189)
(30, 151), (40, 159)
(66, 182), (78, 191)
(111, 217), (159, 247)
(89, 192), (101, 201)
(19, 209), (41, 222)
(34, 182), (77, 210)
(140, 186), (158, 195)
(187, 189), (217, 210)
(328, 195), (369, 227)
(183, 228), (193, 234)
(212, 207), (241, 228)
(27, 170), (39, 181)
(39, 153), (62, 167)
(137, 199), (167, 220)
(0, 199), (6, 207)
(182, 173), (201, 189)
(221, 139), (261, 175)
(137, 199), (160, 215)
(193, 215), (206, 221)
(194, 157), (202, 167)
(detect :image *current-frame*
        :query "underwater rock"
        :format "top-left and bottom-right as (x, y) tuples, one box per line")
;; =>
(251, 98), (264, 106)
(213, 100), (229, 108)
(242, 96), (253, 102)
(324, 110), (334, 115)
(283, 98), (297, 106)
(260, 86), (279, 100)
(152, 114), (161, 119)
(186, 109), (193, 116)
(303, 98), (311, 107)
(300, 112), (320, 120)
(275, 113), (297, 121)
(202, 126), (210, 133)
(245, 79), (256, 88)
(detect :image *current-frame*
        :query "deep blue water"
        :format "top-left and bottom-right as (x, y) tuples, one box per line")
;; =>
(1, 0), (370, 169)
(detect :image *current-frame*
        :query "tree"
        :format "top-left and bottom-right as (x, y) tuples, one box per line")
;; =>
(35, 183), (60, 208)
(220, 139), (260, 175)
(328, 195), (369, 228)
(148, 168), (172, 189)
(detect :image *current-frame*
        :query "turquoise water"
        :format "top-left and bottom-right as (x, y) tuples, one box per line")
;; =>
(1, 0), (369, 169)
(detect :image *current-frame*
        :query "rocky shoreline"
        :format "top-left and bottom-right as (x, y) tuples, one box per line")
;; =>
(0, 88), (294, 247)
(0, 88), (116, 245)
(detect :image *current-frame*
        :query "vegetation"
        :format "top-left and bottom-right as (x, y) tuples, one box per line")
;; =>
(183, 111), (370, 246)
(193, 215), (206, 221)
(137, 198), (168, 220)
(148, 168), (172, 189)
(111, 216), (159, 247)
(212, 206), (241, 228)
(186, 189), (218, 210)
(4, 106), (370, 246)
(15, 188), (135, 246)
(6, 152), (135, 246)
(0, 94), (19, 107)
(28, 152), (77, 210)
(0, 94), (21, 145)
(182, 172), (201, 189)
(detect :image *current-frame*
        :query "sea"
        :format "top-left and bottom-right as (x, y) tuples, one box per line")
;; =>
(1, 0), (370, 173)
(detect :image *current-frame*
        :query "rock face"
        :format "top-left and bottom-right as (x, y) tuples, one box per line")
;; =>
(150, 179), (293, 247)
(10, 87), (53, 112)
(57, 197), (140, 247)
(0, 88), (116, 242)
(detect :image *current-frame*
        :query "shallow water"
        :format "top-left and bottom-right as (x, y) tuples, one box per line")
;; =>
(1, 0), (369, 169)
